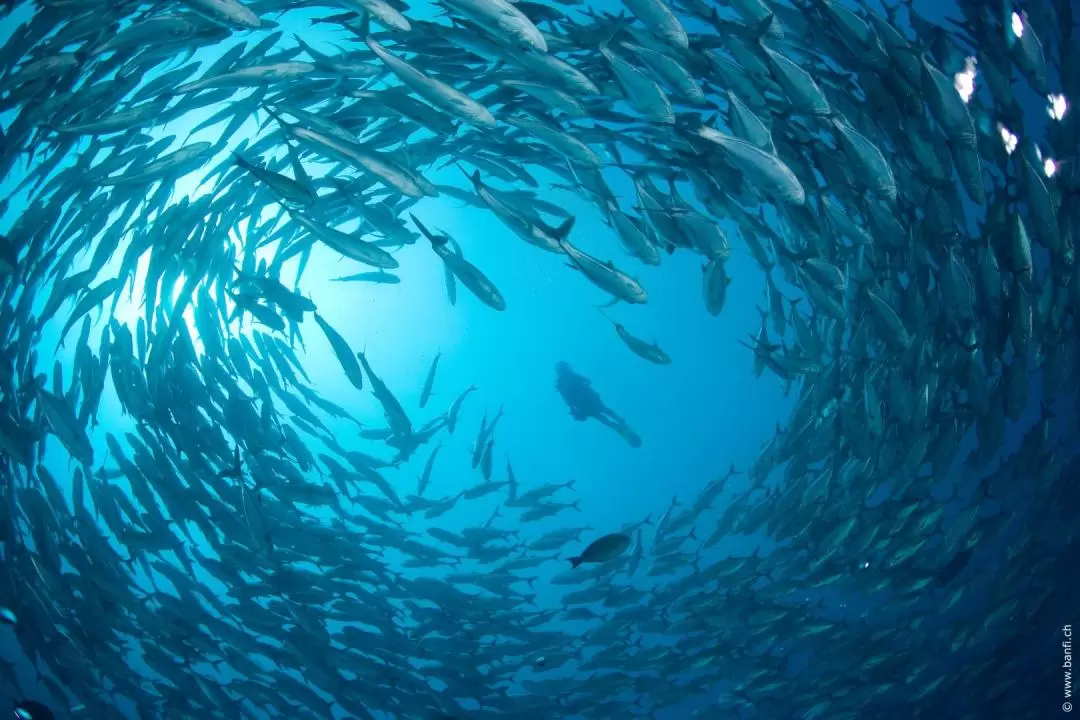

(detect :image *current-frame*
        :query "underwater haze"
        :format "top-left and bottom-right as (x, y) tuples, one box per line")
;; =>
(0, 0), (1078, 718)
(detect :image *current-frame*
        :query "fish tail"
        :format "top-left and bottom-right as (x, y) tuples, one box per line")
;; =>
(552, 216), (576, 242)
(228, 301), (244, 325)
(455, 162), (480, 188)
(233, 152), (254, 172)
(73, 43), (94, 66)
(595, 10), (630, 49)
(569, 556), (583, 568)
(1041, 399), (1056, 419)
(596, 307), (617, 326)
(260, 103), (286, 131)
(736, 338), (758, 353)
(410, 214), (444, 246)
(750, 12), (777, 44)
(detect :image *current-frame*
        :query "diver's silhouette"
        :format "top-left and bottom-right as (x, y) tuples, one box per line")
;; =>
(554, 362), (641, 448)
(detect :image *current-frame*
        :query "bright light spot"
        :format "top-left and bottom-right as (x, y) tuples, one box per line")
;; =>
(953, 56), (977, 104)
(998, 124), (1018, 155)
(166, 272), (205, 355)
(862, 562), (870, 569)
(1048, 94), (1068, 121)
(1011, 12), (1024, 39)
(171, 274), (193, 313)
(1044, 158), (1057, 177)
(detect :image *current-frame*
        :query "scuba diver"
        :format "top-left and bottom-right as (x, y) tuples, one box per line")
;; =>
(555, 362), (642, 448)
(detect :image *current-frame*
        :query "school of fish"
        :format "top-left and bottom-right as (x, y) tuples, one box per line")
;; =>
(0, 0), (1079, 718)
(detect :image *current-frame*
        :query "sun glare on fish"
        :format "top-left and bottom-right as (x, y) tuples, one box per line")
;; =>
(953, 57), (977, 104)
(1048, 94), (1068, 121)
(998, 124), (1018, 155)
(1043, 158), (1057, 178)
(1010, 12), (1025, 39)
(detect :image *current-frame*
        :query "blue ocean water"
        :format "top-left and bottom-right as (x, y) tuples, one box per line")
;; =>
(0, 0), (1077, 718)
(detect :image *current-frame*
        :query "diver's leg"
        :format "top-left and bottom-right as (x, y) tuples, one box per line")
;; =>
(597, 403), (625, 425)
(617, 423), (643, 448)
(593, 413), (618, 429)
(593, 412), (642, 448)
